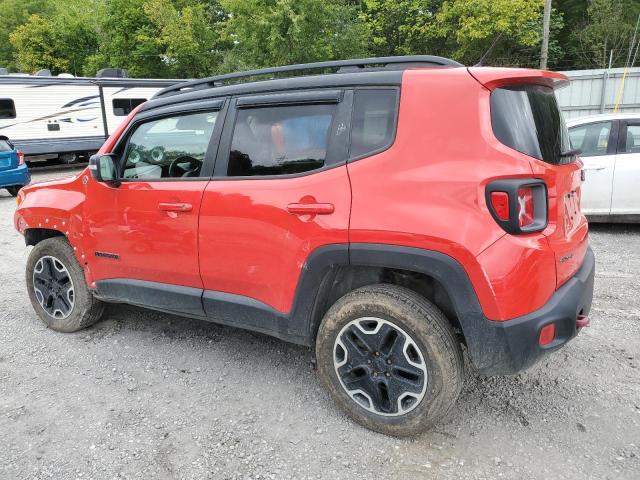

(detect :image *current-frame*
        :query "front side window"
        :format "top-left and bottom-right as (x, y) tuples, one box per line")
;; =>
(491, 85), (571, 165)
(350, 89), (397, 158)
(622, 124), (640, 154)
(568, 121), (612, 157)
(0, 99), (16, 119)
(122, 111), (218, 180)
(227, 103), (336, 176)
(113, 98), (147, 116)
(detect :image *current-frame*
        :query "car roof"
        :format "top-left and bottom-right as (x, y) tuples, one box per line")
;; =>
(566, 112), (640, 126)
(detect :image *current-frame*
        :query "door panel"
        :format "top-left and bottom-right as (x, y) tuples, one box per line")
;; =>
(198, 167), (351, 313)
(568, 120), (616, 214)
(83, 106), (225, 290)
(611, 122), (640, 214)
(83, 181), (207, 288)
(580, 154), (616, 214)
(199, 94), (352, 314)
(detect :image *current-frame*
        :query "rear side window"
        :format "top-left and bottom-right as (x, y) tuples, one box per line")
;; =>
(622, 124), (640, 153)
(228, 104), (336, 176)
(491, 85), (571, 165)
(113, 98), (147, 116)
(0, 99), (16, 119)
(0, 139), (13, 151)
(568, 121), (612, 157)
(350, 89), (398, 158)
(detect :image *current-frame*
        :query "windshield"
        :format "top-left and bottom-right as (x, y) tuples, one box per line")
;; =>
(490, 85), (571, 165)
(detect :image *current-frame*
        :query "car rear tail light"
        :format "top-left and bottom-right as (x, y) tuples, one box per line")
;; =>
(517, 186), (535, 227)
(486, 179), (547, 234)
(17, 150), (24, 165)
(490, 192), (510, 221)
(538, 323), (556, 346)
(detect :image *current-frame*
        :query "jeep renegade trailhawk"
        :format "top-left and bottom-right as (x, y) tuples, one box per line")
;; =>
(14, 56), (594, 436)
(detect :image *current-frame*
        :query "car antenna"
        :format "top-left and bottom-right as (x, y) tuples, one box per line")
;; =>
(474, 32), (503, 67)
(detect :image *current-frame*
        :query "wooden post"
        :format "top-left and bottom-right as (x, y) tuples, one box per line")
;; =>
(540, 0), (552, 70)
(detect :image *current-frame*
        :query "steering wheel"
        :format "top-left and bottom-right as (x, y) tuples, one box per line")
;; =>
(168, 156), (201, 178)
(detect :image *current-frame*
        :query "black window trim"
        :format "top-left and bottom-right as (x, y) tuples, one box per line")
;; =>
(568, 119), (619, 157)
(236, 90), (343, 108)
(112, 98), (229, 182)
(213, 89), (353, 180)
(0, 98), (16, 119)
(617, 119), (640, 155)
(347, 86), (400, 163)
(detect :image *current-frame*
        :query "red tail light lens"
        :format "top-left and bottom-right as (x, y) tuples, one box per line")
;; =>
(486, 179), (547, 234)
(17, 150), (25, 165)
(517, 186), (535, 227)
(490, 192), (510, 221)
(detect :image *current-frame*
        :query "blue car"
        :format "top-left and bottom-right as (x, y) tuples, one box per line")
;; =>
(0, 136), (30, 196)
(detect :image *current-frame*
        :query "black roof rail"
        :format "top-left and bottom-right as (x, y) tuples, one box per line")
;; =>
(154, 55), (462, 98)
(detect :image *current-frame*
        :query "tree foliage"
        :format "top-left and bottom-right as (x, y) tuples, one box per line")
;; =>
(219, 0), (369, 71)
(9, 1), (99, 75)
(572, 0), (640, 68)
(1, 0), (639, 77)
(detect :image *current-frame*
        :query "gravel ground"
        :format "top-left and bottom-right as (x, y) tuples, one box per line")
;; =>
(1, 169), (639, 480)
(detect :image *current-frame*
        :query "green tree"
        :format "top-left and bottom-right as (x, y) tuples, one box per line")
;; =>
(9, 1), (100, 75)
(572, 0), (640, 68)
(144, 0), (226, 77)
(357, 0), (443, 57)
(84, 0), (169, 77)
(219, 0), (369, 71)
(431, 0), (544, 65)
(0, 0), (53, 71)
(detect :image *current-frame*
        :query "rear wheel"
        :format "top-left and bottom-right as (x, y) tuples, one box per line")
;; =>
(26, 237), (104, 332)
(59, 153), (78, 164)
(316, 284), (464, 437)
(6, 186), (20, 196)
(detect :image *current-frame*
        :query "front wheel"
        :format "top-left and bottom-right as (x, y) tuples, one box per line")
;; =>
(26, 237), (104, 332)
(316, 284), (464, 437)
(6, 186), (21, 196)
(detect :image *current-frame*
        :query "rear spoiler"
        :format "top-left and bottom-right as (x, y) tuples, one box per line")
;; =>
(467, 67), (569, 91)
(0, 135), (14, 147)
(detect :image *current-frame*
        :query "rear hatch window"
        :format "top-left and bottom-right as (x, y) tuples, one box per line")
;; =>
(490, 85), (571, 165)
(0, 139), (14, 152)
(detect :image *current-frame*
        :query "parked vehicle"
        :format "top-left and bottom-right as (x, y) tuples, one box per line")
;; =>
(0, 135), (29, 196)
(0, 69), (179, 163)
(14, 56), (595, 437)
(567, 113), (640, 222)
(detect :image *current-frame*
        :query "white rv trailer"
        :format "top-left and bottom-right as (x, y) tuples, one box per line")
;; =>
(0, 72), (180, 162)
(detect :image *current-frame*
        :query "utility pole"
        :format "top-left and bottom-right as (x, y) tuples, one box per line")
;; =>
(540, 0), (552, 70)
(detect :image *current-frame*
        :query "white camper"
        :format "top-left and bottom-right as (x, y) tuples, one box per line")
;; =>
(0, 70), (179, 162)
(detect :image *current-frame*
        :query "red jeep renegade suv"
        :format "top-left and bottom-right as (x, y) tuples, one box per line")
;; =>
(14, 56), (594, 436)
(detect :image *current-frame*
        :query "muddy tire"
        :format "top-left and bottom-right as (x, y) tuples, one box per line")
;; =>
(6, 186), (20, 196)
(316, 284), (464, 437)
(26, 237), (104, 332)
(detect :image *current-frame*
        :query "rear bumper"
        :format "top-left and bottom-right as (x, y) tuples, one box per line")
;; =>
(0, 164), (30, 188)
(469, 246), (595, 375)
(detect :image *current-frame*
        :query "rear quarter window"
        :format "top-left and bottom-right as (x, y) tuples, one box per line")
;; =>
(350, 89), (398, 159)
(490, 85), (571, 165)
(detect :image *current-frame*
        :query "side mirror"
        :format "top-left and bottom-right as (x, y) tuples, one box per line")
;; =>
(89, 154), (120, 187)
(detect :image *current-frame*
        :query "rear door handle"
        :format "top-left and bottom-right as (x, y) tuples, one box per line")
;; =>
(286, 202), (335, 215)
(158, 202), (193, 212)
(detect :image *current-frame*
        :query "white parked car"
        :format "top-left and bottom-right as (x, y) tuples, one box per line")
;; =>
(567, 113), (640, 222)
